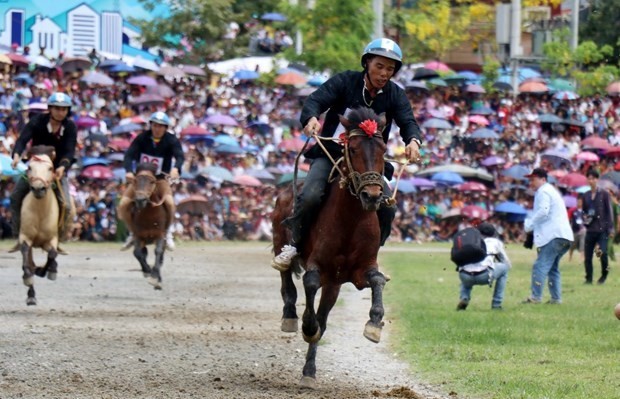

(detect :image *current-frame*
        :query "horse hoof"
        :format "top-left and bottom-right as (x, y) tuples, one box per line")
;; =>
(47, 272), (57, 281)
(23, 276), (34, 287)
(148, 277), (162, 290)
(281, 318), (298, 333)
(363, 321), (382, 343)
(34, 267), (47, 278)
(299, 376), (317, 389)
(26, 297), (37, 306)
(302, 327), (321, 344)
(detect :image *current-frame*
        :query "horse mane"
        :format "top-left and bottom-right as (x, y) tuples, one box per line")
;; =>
(29, 145), (56, 160)
(346, 107), (385, 131)
(136, 162), (158, 175)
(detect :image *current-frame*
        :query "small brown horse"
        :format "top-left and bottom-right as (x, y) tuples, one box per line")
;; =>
(122, 162), (172, 289)
(18, 145), (62, 305)
(272, 107), (389, 387)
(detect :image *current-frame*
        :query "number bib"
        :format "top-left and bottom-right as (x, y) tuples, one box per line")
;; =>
(140, 153), (164, 175)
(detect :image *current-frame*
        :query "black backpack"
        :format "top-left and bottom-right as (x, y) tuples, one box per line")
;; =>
(451, 227), (487, 268)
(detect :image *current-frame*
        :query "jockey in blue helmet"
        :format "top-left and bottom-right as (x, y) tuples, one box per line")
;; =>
(118, 111), (184, 251)
(271, 38), (422, 271)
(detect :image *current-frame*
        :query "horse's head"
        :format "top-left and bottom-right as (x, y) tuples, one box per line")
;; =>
(133, 162), (158, 210)
(339, 107), (387, 211)
(27, 146), (56, 199)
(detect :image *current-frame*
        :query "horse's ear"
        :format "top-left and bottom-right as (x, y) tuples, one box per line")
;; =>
(338, 114), (351, 129)
(377, 113), (387, 130)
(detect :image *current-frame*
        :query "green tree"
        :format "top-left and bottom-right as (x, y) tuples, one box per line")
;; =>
(580, 0), (620, 65)
(281, 0), (374, 73)
(573, 65), (619, 97)
(480, 56), (500, 93)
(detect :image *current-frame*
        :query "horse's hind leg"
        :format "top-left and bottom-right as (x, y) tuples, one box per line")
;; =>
(364, 269), (387, 343)
(133, 243), (151, 277)
(300, 283), (340, 388)
(148, 239), (165, 290)
(280, 268), (298, 332)
(20, 242), (35, 287)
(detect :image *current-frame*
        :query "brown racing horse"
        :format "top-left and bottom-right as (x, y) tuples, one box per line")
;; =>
(272, 107), (390, 387)
(121, 162), (172, 289)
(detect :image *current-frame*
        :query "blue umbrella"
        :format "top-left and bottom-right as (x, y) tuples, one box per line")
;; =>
(261, 12), (287, 22)
(494, 201), (528, 215)
(233, 70), (260, 80)
(198, 166), (234, 181)
(98, 59), (124, 69)
(111, 123), (143, 135)
(0, 154), (27, 176)
(13, 73), (35, 86)
(81, 157), (110, 167)
(184, 135), (215, 146)
(422, 118), (453, 130)
(501, 165), (530, 180)
(214, 144), (245, 154)
(431, 171), (464, 185)
(391, 179), (416, 194)
(470, 128), (499, 140)
(538, 113), (563, 123)
(213, 134), (239, 147)
(109, 63), (136, 73)
(470, 106), (495, 116)
(308, 75), (327, 87)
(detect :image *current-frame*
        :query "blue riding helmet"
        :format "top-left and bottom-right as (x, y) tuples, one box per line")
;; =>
(361, 38), (403, 74)
(47, 92), (72, 108)
(149, 111), (170, 126)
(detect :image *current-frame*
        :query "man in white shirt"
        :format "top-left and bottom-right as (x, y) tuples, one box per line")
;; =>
(456, 223), (511, 311)
(523, 168), (574, 304)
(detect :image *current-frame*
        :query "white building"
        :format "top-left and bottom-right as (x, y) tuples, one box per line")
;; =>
(29, 15), (65, 58)
(66, 3), (100, 57)
(100, 12), (122, 57)
(0, 8), (25, 49)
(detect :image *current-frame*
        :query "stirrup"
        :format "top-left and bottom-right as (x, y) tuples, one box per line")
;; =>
(271, 244), (298, 271)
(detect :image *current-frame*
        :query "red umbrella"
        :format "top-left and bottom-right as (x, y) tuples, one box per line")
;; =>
(581, 136), (611, 150)
(455, 182), (487, 192)
(109, 138), (131, 151)
(6, 53), (29, 66)
(275, 72), (307, 86)
(232, 175), (263, 187)
(81, 165), (114, 180)
(180, 125), (209, 136)
(461, 205), (489, 220)
(277, 137), (307, 152)
(519, 81), (548, 93)
(604, 146), (620, 157)
(558, 172), (588, 188)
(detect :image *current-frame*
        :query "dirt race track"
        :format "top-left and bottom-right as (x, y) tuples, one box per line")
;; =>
(0, 242), (449, 399)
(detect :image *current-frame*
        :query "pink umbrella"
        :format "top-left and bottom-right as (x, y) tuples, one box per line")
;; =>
(81, 165), (114, 180)
(461, 205), (489, 220)
(455, 182), (487, 192)
(519, 81), (549, 93)
(469, 115), (489, 126)
(180, 125), (209, 137)
(559, 172), (588, 188)
(109, 138), (131, 151)
(581, 136), (611, 150)
(576, 151), (600, 162)
(465, 84), (486, 94)
(424, 61), (451, 72)
(606, 81), (620, 95)
(548, 169), (568, 178)
(232, 175), (263, 187)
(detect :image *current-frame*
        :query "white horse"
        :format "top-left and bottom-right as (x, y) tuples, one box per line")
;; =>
(18, 145), (63, 305)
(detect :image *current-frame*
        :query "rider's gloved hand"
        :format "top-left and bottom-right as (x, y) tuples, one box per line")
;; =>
(170, 168), (179, 180)
(11, 153), (20, 169)
(303, 117), (321, 136)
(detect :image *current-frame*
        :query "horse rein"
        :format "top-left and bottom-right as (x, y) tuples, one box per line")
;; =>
(133, 172), (166, 207)
(27, 155), (55, 189)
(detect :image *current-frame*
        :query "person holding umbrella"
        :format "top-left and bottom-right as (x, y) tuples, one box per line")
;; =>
(271, 38), (423, 270)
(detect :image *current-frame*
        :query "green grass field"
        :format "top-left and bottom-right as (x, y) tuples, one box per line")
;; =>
(381, 243), (620, 399)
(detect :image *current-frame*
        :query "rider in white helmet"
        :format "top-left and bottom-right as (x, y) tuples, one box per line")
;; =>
(271, 38), (423, 271)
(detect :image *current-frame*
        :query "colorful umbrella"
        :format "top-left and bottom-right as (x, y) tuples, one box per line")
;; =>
(468, 115), (490, 126)
(205, 114), (239, 126)
(422, 118), (453, 130)
(431, 171), (464, 185)
(424, 61), (451, 72)
(81, 71), (114, 86)
(461, 205), (489, 220)
(80, 165), (114, 180)
(470, 128), (498, 139)
(412, 67), (439, 80)
(558, 172), (588, 188)
(198, 166), (233, 181)
(278, 137), (307, 152)
(232, 175), (263, 187)
(465, 84), (486, 94)
(576, 151), (599, 162)
(455, 182), (487, 192)
(606, 81), (620, 95)
(480, 156), (506, 167)
(581, 136), (611, 150)
(519, 81), (548, 93)
(180, 125), (209, 136)
(127, 75), (158, 87)
(494, 201), (528, 215)
(553, 91), (579, 101)
(275, 72), (307, 86)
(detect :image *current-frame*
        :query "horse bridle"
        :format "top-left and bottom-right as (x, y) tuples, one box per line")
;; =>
(340, 128), (386, 197)
(28, 155), (54, 189)
(133, 171), (166, 207)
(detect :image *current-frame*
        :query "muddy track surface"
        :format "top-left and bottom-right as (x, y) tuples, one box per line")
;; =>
(0, 242), (450, 399)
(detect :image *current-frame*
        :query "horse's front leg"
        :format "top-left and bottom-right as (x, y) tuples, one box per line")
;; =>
(280, 268), (298, 332)
(148, 238), (165, 290)
(301, 268), (321, 343)
(20, 243), (36, 306)
(300, 283), (341, 388)
(43, 246), (59, 281)
(364, 268), (386, 343)
(133, 242), (151, 277)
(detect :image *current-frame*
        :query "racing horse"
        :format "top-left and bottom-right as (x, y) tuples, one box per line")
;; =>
(121, 162), (172, 290)
(272, 107), (390, 387)
(18, 145), (66, 305)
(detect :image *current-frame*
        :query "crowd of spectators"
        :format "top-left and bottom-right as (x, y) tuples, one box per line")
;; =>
(1, 49), (620, 248)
